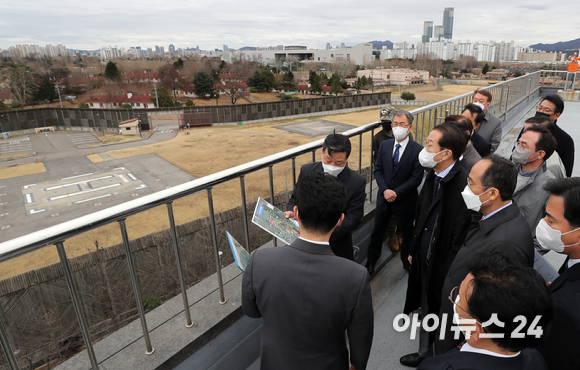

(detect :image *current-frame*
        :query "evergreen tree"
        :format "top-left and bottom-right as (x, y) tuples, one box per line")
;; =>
(151, 86), (174, 107)
(193, 71), (216, 97)
(104, 61), (120, 80)
(482, 63), (489, 75)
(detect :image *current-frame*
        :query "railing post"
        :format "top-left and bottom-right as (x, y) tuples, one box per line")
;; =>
(312, 150), (316, 163)
(541, 72), (545, 91)
(55, 241), (100, 369)
(166, 202), (194, 328)
(268, 166), (277, 247)
(505, 85), (510, 118)
(239, 176), (251, 252)
(0, 304), (19, 370)
(369, 128), (374, 203)
(291, 157), (297, 187)
(118, 220), (155, 354)
(498, 86), (506, 119)
(358, 134), (362, 174)
(207, 188), (227, 304)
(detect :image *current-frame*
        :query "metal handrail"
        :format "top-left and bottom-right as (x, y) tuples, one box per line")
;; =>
(0, 70), (548, 370)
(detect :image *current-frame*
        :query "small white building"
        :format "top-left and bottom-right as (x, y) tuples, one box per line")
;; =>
(118, 118), (139, 135)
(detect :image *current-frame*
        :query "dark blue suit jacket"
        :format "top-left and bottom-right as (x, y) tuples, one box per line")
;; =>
(374, 138), (424, 215)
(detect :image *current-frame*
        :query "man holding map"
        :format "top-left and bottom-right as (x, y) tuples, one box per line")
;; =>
(242, 171), (374, 370)
(285, 133), (366, 260)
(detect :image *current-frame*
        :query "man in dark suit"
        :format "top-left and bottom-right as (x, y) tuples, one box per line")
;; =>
(473, 89), (502, 153)
(419, 253), (553, 370)
(434, 155), (535, 355)
(372, 105), (402, 253)
(535, 94), (575, 177)
(243, 172), (374, 370)
(536, 177), (580, 370)
(366, 109), (423, 273)
(401, 123), (472, 367)
(462, 103), (491, 158)
(286, 134), (366, 260)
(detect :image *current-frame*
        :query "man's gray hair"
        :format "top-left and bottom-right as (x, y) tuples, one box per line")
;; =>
(392, 109), (414, 125)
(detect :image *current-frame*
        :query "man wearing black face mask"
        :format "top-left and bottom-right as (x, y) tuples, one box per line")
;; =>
(535, 95), (575, 177)
(373, 105), (395, 162)
(511, 125), (557, 246)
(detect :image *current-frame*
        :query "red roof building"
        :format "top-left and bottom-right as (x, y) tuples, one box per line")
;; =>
(84, 93), (154, 109)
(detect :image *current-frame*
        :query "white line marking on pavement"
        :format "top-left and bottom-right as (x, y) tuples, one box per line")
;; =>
(119, 175), (129, 183)
(113, 167), (126, 170)
(48, 183), (122, 201)
(60, 173), (95, 180)
(47, 175), (114, 190)
(27, 208), (46, 215)
(25, 193), (33, 204)
(134, 184), (147, 190)
(22, 184), (38, 190)
(127, 173), (138, 181)
(73, 194), (113, 204)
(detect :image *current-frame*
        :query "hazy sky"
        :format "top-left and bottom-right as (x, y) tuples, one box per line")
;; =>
(1, 0), (579, 51)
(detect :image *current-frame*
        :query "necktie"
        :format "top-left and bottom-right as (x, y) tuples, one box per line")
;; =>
(433, 176), (442, 199)
(393, 144), (401, 167)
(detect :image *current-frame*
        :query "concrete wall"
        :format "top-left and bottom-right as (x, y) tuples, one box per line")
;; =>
(0, 93), (390, 134)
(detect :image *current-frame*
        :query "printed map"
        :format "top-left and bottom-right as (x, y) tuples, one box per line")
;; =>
(251, 197), (300, 245)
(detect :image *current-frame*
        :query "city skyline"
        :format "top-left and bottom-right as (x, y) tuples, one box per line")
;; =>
(1, 0), (579, 51)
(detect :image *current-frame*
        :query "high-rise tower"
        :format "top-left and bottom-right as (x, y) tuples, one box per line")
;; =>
(443, 7), (454, 39)
(422, 21), (433, 43)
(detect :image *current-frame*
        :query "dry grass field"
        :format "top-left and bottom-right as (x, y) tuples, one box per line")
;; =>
(0, 162), (46, 180)
(0, 102), (440, 279)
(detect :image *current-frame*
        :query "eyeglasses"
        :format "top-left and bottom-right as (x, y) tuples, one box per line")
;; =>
(536, 105), (554, 114)
(423, 140), (446, 151)
(517, 140), (537, 152)
(449, 286), (470, 317)
(391, 122), (411, 128)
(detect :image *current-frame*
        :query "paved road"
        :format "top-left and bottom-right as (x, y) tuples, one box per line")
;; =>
(0, 129), (188, 242)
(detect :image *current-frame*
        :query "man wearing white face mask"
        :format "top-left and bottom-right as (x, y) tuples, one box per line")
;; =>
(286, 134), (366, 260)
(536, 177), (580, 370)
(434, 155), (534, 355)
(401, 123), (471, 367)
(367, 110), (423, 274)
(511, 125), (557, 247)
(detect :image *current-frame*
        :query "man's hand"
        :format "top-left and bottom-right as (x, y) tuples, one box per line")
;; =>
(408, 256), (412, 265)
(383, 189), (397, 203)
(284, 211), (295, 220)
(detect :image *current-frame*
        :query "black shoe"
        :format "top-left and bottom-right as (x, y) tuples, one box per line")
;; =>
(400, 353), (426, 367)
(365, 261), (375, 275)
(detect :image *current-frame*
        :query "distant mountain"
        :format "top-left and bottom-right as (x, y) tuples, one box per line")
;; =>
(239, 46), (257, 50)
(368, 40), (394, 50)
(529, 38), (580, 51)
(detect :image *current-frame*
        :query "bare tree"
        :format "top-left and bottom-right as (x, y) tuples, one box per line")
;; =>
(216, 81), (249, 105)
(0, 63), (36, 106)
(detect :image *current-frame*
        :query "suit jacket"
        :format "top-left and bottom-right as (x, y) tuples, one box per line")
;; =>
(418, 348), (548, 370)
(372, 128), (394, 163)
(459, 142), (482, 173)
(404, 162), (472, 316)
(554, 122), (575, 177)
(435, 203), (535, 354)
(374, 138), (424, 215)
(471, 131), (491, 158)
(475, 111), (503, 153)
(287, 162), (366, 259)
(537, 263), (580, 370)
(242, 238), (374, 370)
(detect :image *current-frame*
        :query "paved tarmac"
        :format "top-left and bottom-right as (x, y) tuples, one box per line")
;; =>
(0, 123), (189, 242)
